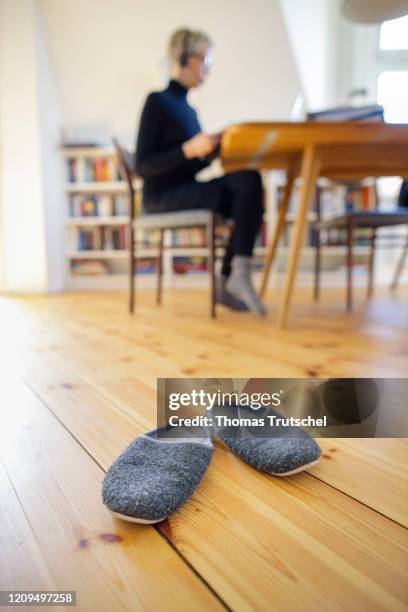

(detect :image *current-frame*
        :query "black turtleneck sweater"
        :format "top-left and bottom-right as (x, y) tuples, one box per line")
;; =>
(135, 79), (210, 203)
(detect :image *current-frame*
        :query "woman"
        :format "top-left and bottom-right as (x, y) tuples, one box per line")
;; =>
(135, 28), (267, 315)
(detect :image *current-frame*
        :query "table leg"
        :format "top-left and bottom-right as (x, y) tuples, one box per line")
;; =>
(259, 164), (296, 298)
(277, 146), (319, 328)
(346, 217), (355, 312)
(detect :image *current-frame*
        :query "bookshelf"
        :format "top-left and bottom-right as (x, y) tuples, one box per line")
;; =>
(62, 146), (224, 289)
(62, 146), (131, 289)
(62, 149), (370, 290)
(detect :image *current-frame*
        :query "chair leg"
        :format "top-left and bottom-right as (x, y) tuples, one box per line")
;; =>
(156, 229), (164, 305)
(346, 217), (354, 312)
(129, 223), (135, 314)
(207, 214), (216, 319)
(391, 235), (408, 292)
(367, 227), (376, 299)
(314, 226), (321, 302)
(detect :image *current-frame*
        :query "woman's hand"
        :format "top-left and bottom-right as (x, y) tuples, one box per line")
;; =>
(182, 132), (222, 159)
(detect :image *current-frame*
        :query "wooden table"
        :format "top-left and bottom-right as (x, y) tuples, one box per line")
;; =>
(221, 122), (408, 328)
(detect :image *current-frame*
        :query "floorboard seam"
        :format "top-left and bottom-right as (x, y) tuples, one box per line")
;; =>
(307, 470), (407, 530)
(0, 456), (57, 588)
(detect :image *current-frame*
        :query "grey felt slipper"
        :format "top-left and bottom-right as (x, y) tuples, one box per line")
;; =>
(213, 405), (321, 476)
(102, 427), (213, 523)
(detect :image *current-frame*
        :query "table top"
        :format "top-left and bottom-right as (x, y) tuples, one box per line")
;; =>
(221, 122), (408, 178)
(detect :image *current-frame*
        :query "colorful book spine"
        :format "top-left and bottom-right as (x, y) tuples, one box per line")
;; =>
(69, 195), (118, 217)
(67, 155), (120, 183)
(134, 258), (157, 274)
(77, 227), (128, 251)
(173, 256), (208, 274)
(114, 195), (128, 216)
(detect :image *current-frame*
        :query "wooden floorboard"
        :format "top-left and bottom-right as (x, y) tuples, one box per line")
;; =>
(0, 374), (223, 612)
(13, 291), (407, 524)
(20, 359), (408, 611)
(0, 460), (57, 598)
(314, 438), (408, 527)
(0, 287), (407, 611)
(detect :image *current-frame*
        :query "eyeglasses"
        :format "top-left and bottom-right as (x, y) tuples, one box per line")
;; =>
(191, 53), (212, 69)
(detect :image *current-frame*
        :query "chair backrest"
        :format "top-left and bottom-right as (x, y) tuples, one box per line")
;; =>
(112, 137), (136, 192)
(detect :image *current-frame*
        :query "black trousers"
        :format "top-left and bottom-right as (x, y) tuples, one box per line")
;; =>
(399, 180), (408, 208)
(143, 170), (264, 277)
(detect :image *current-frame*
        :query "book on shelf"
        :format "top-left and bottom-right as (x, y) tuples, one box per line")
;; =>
(172, 256), (208, 274)
(344, 183), (375, 212)
(76, 226), (129, 251)
(67, 156), (121, 183)
(69, 194), (128, 217)
(215, 224), (231, 244)
(134, 257), (158, 274)
(167, 225), (233, 248)
(135, 228), (162, 247)
(169, 228), (207, 247)
(114, 194), (128, 216)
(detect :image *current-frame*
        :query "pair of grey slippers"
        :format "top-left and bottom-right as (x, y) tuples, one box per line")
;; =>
(102, 406), (321, 524)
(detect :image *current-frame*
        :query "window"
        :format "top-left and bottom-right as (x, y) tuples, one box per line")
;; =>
(376, 15), (408, 123)
(377, 71), (408, 123)
(380, 15), (408, 50)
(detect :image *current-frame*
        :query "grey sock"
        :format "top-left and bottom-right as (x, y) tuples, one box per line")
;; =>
(102, 427), (213, 523)
(213, 405), (321, 475)
(216, 276), (249, 311)
(225, 256), (267, 316)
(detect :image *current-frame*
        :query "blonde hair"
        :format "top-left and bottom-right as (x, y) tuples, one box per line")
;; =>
(167, 28), (212, 64)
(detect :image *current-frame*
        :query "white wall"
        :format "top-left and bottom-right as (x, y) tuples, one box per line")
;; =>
(35, 7), (65, 292)
(0, 0), (48, 292)
(0, 0), (64, 293)
(279, 0), (340, 111)
(335, 12), (380, 106)
(38, 0), (302, 147)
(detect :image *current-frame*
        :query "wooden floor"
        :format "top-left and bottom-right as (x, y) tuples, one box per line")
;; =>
(0, 286), (407, 611)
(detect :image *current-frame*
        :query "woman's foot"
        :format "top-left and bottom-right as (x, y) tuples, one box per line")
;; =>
(216, 276), (249, 311)
(226, 256), (267, 316)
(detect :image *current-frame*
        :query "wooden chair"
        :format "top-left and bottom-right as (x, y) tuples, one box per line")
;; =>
(313, 208), (408, 311)
(113, 138), (220, 317)
(307, 105), (408, 310)
(391, 180), (408, 290)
